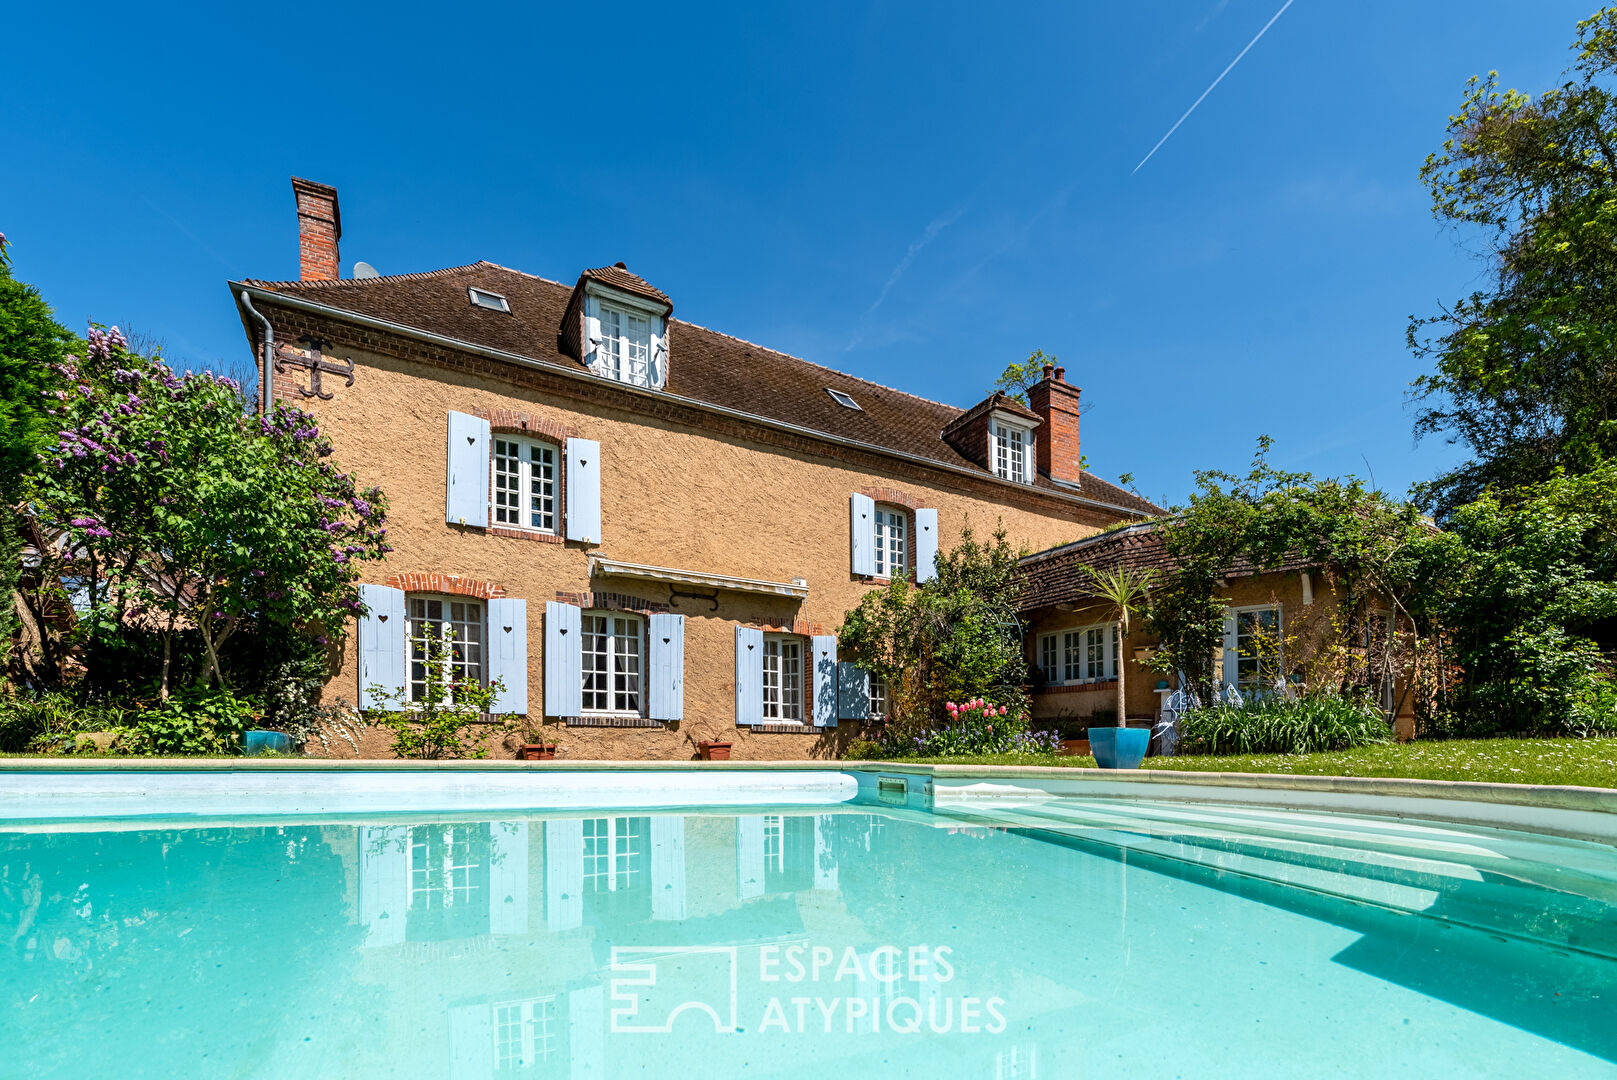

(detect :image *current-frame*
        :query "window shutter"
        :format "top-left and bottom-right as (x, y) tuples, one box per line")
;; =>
(1221, 610), (1239, 692)
(568, 987), (606, 1074)
(544, 818), (583, 931)
(849, 492), (876, 576)
(565, 437), (602, 543)
(914, 507), (939, 583)
(647, 613), (685, 722)
(543, 601), (583, 718)
(650, 816), (687, 921)
(358, 825), (409, 946)
(488, 821), (529, 935)
(486, 597), (528, 716)
(448, 1005), (494, 1080)
(356, 583), (406, 711)
(838, 661), (870, 721)
(650, 319), (669, 389)
(583, 294), (603, 369)
(737, 815), (766, 899)
(812, 634), (838, 728)
(445, 410), (490, 527)
(735, 625), (764, 726)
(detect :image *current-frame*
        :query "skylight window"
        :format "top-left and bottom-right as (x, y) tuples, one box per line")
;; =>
(468, 287), (510, 313)
(827, 388), (862, 410)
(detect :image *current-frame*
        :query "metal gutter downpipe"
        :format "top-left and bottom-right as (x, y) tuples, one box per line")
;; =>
(238, 290), (273, 415)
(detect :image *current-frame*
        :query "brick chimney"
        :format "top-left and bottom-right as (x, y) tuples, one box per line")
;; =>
(291, 177), (342, 282)
(1027, 364), (1082, 484)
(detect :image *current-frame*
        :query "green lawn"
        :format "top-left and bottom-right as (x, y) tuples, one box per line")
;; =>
(899, 737), (1617, 789)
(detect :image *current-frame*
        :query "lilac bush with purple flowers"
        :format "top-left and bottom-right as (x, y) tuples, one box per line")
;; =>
(24, 325), (389, 697)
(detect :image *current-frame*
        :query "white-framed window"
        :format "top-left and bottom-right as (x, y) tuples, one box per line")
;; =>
(492, 435), (557, 533)
(874, 505), (907, 578)
(990, 420), (1033, 484)
(582, 612), (643, 714)
(408, 824), (482, 910)
(1038, 623), (1116, 686)
(868, 675), (890, 720)
(762, 815), (785, 872)
(597, 303), (653, 387)
(1234, 605), (1282, 691)
(407, 595), (484, 702)
(468, 287), (511, 313)
(494, 997), (558, 1071)
(583, 816), (644, 892)
(762, 635), (804, 721)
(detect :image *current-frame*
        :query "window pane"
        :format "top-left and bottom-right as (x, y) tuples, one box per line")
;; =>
(582, 615), (609, 711)
(528, 443), (555, 532)
(493, 439), (522, 525)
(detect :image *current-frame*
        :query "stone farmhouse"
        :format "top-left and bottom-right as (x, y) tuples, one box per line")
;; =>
(231, 178), (1161, 759)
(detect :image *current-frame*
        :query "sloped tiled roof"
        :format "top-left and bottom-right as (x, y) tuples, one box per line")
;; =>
(1017, 522), (1317, 611)
(236, 261), (1163, 516)
(579, 263), (671, 308)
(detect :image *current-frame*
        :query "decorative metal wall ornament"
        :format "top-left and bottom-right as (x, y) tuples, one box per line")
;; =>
(668, 585), (720, 611)
(273, 336), (356, 400)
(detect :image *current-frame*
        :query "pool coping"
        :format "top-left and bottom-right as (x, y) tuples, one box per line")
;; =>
(1, 757), (1612, 813)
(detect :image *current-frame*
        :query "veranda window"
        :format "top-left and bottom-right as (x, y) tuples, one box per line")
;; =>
(494, 998), (558, 1071)
(762, 635), (803, 721)
(492, 436), (556, 533)
(407, 595), (483, 702)
(1235, 606), (1281, 691)
(582, 613), (642, 714)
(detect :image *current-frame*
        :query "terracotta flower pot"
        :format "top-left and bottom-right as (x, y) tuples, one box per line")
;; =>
(698, 740), (733, 761)
(1058, 738), (1091, 758)
(517, 743), (556, 761)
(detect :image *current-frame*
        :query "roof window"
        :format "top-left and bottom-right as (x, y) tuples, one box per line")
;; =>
(468, 287), (510, 313)
(827, 388), (862, 411)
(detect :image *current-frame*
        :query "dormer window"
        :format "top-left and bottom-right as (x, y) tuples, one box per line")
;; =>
(990, 419), (1033, 484)
(583, 287), (668, 389)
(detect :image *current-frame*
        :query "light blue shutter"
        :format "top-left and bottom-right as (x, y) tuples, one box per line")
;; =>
(1221, 610), (1239, 695)
(545, 819), (583, 931)
(486, 597), (528, 715)
(735, 625), (764, 726)
(812, 635), (838, 727)
(488, 821), (529, 935)
(914, 507), (939, 583)
(566, 437), (602, 543)
(445, 411), (490, 527)
(648, 613), (685, 721)
(650, 318), (669, 389)
(850, 493), (876, 576)
(650, 816), (686, 921)
(356, 583), (406, 710)
(448, 1005), (493, 1080)
(838, 662), (870, 721)
(544, 601), (582, 718)
(737, 816), (766, 899)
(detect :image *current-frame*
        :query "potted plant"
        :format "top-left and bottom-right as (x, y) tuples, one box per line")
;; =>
(514, 720), (557, 760)
(1080, 565), (1157, 769)
(698, 740), (733, 761)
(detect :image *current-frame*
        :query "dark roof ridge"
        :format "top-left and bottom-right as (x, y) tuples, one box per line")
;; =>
(241, 261), (501, 292)
(1020, 520), (1166, 565)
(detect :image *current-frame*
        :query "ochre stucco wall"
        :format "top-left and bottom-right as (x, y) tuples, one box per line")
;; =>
(293, 344), (1136, 759)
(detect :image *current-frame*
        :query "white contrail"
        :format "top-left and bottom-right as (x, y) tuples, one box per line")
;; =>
(1131, 0), (1297, 175)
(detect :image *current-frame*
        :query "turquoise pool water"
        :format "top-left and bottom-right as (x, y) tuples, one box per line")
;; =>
(1, 792), (1614, 1078)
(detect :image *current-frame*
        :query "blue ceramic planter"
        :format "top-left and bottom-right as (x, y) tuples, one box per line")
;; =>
(1087, 726), (1149, 769)
(242, 730), (293, 756)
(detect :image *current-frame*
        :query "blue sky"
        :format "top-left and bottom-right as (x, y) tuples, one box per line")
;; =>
(2, 1), (1598, 507)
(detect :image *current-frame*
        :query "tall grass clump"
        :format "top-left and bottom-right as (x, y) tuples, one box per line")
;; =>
(1176, 692), (1392, 756)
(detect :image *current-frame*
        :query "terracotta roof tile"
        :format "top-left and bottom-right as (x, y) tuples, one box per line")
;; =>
(238, 262), (1163, 517)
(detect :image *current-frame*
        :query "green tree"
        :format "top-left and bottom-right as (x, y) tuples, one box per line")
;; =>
(991, 349), (1059, 406)
(1427, 464), (1617, 735)
(21, 327), (390, 697)
(1411, 9), (1617, 517)
(0, 238), (78, 673)
(838, 524), (1028, 741)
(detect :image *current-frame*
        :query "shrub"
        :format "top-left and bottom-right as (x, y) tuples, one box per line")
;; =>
(364, 628), (505, 759)
(0, 690), (129, 753)
(1176, 691), (1392, 756)
(114, 686), (256, 756)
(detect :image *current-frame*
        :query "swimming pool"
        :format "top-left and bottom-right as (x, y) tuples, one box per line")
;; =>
(1, 765), (1613, 1078)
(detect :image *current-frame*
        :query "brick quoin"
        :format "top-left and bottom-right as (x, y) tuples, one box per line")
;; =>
(1028, 366), (1083, 486)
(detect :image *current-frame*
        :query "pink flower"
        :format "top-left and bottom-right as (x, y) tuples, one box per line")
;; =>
(999, 705), (1008, 716)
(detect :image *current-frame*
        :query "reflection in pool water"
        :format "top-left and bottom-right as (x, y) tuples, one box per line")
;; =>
(2, 802), (1614, 1078)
